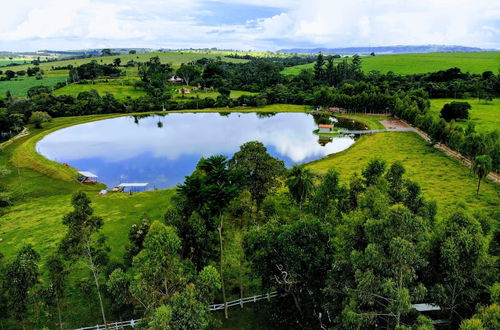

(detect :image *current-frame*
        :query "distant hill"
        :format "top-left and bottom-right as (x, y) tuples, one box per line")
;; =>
(278, 45), (496, 55)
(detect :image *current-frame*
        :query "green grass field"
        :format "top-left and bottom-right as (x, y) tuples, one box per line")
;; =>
(308, 131), (499, 219)
(282, 52), (500, 75)
(4, 51), (248, 75)
(429, 98), (500, 133)
(172, 88), (257, 101)
(0, 59), (30, 67)
(53, 82), (147, 100)
(0, 76), (68, 97)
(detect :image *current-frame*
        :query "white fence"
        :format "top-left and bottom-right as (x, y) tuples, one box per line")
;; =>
(74, 291), (278, 329)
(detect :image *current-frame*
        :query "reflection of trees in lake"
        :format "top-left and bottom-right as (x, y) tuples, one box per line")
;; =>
(312, 114), (334, 125)
(218, 112), (230, 117)
(131, 114), (168, 126)
(256, 112), (277, 118)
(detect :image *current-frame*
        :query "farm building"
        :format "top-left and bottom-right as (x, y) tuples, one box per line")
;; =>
(318, 124), (334, 133)
(168, 75), (183, 83)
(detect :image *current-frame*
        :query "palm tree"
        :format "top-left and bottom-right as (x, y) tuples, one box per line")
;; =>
(472, 155), (492, 196)
(286, 165), (315, 211)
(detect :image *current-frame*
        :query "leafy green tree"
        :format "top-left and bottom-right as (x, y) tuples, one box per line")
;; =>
(460, 304), (500, 329)
(440, 101), (471, 121)
(148, 284), (213, 330)
(245, 217), (333, 327)
(123, 216), (150, 267)
(113, 58), (121, 67)
(130, 221), (183, 310)
(58, 191), (109, 326)
(286, 164), (315, 212)
(362, 158), (386, 186)
(310, 168), (347, 221)
(176, 64), (201, 86)
(4, 245), (40, 327)
(314, 53), (325, 82)
(328, 203), (431, 328)
(107, 268), (133, 320)
(430, 212), (494, 325)
(28, 111), (51, 128)
(46, 254), (68, 330)
(230, 141), (285, 210)
(196, 265), (221, 304)
(385, 161), (406, 203)
(472, 155), (492, 195)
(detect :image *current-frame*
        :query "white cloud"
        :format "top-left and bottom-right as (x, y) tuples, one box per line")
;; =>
(0, 0), (498, 51)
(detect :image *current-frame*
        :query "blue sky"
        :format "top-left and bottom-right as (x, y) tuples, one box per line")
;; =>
(0, 0), (498, 51)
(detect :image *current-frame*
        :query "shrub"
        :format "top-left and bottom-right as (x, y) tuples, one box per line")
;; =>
(29, 111), (52, 128)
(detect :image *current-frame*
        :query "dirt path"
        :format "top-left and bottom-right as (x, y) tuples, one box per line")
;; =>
(381, 120), (499, 184)
(0, 127), (29, 150)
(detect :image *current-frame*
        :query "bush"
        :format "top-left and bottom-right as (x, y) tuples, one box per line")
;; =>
(29, 111), (52, 128)
(440, 101), (471, 121)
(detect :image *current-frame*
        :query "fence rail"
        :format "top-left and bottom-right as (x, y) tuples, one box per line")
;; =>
(74, 291), (278, 329)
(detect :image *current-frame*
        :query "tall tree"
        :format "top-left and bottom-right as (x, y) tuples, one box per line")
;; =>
(176, 64), (201, 86)
(314, 53), (325, 82)
(286, 165), (315, 212)
(46, 254), (68, 330)
(430, 212), (494, 326)
(4, 245), (40, 328)
(472, 155), (492, 195)
(230, 141), (285, 211)
(130, 221), (183, 310)
(59, 191), (109, 326)
(362, 158), (386, 186)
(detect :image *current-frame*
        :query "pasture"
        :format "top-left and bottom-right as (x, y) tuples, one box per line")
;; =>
(2, 51), (249, 75)
(282, 52), (500, 75)
(0, 76), (67, 97)
(429, 98), (500, 133)
(53, 81), (147, 100)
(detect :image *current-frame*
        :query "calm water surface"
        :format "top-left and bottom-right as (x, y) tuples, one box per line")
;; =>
(37, 112), (365, 189)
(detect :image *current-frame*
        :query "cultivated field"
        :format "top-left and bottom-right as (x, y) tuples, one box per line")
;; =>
(429, 98), (500, 133)
(282, 51), (500, 75)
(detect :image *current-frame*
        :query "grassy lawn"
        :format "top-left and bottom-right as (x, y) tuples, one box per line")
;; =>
(0, 76), (67, 97)
(429, 98), (500, 133)
(308, 131), (499, 219)
(53, 82), (147, 100)
(282, 52), (500, 75)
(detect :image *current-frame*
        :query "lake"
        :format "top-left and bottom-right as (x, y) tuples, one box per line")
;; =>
(36, 112), (365, 189)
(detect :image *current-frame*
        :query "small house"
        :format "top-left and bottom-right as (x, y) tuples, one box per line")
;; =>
(78, 171), (98, 184)
(318, 124), (334, 133)
(168, 75), (183, 83)
(178, 87), (191, 94)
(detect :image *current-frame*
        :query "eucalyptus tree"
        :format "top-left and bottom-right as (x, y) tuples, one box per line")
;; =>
(4, 245), (40, 328)
(59, 191), (109, 326)
(46, 254), (68, 330)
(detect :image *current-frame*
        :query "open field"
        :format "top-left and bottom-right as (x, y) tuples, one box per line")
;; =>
(172, 88), (258, 101)
(0, 59), (31, 67)
(1, 51), (249, 74)
(429, 98), (500, 133)
(282, 52), (500, 75)
(53, 82), (147, 100)
(0, 76), (67, 97)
